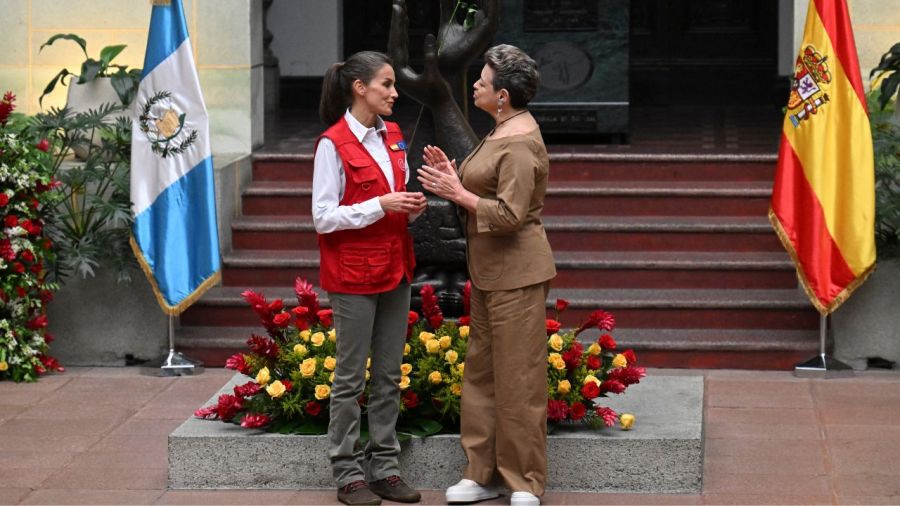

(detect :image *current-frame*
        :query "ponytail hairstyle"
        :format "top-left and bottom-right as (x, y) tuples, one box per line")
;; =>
(319, 51), (393, 126)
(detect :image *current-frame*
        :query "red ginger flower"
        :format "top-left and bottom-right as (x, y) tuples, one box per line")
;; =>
(608, 366), (646, 386)
(233, 381), (260, 398)
(600, 379), (626, 395)
(294, 276), (320, 316)
(622, 348), (637, 364)
(0, 91), (15, 126)
(547, 399), (569, 422)
(419, 284), (443, 329)
(575, 309), (616, 336)
(247, 334), (279, 359)
(561, 342), (583, 369)
(240, 413), (271, 428)
(225, 353), (249, 374)
(596, 406), (619, 427)
(462, 280), (471, 316)
(215, 394), (243, 421)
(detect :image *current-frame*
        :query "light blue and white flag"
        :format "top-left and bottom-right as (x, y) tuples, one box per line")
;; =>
(131, 0), (220, 315)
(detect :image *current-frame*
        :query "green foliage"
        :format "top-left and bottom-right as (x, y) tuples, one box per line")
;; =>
(39, 33), (142, 107)
(27, 104), (136, 282)
(867, 92), (900, 259)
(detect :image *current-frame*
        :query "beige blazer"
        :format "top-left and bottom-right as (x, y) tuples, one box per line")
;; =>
(458, 128), (556, 291)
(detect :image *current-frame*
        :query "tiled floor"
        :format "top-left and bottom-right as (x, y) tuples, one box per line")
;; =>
(2, 366), (899, 505)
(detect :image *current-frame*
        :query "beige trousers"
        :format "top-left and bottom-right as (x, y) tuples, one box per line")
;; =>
(460, 281), (549, 496)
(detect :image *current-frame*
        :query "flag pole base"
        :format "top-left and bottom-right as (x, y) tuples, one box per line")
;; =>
(157, 349), (205, 377)
(793, 353), (854, 378)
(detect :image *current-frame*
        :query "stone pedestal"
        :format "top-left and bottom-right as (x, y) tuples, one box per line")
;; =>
(833, 261), (900, 370)
(496, 0), (629, 135)
(169, 374), (702, 492)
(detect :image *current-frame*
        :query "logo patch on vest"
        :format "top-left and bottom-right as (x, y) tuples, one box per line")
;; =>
(389, 141), (406, 151)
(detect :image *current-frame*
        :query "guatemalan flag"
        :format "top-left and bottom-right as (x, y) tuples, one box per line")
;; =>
(130, 0), (221, 315)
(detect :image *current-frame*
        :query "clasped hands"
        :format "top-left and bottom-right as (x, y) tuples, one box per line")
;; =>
(418, 145), (462, 203)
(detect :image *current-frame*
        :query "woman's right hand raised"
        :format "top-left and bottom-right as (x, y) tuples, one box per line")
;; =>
(379, 191), (427, 214)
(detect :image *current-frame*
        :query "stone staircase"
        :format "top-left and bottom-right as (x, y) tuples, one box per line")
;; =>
(178, 151), (820, 369)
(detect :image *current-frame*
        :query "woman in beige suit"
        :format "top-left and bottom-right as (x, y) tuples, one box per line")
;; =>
(418, 44), (555, 506)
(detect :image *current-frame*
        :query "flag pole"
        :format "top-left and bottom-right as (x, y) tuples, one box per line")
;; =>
(159, 314), (204, 376)
(793, 313), (853, 378)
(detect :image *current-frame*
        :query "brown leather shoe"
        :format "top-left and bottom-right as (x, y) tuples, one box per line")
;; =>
(369, 475), (422, 503)
(337, 480), (382, 505)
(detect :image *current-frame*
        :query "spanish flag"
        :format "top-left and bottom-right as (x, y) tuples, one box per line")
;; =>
(770, 0), (875, 315)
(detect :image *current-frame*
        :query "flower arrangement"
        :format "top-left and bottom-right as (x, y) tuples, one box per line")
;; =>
(0, 92), (64, 382)
(196, 277), (644, 434)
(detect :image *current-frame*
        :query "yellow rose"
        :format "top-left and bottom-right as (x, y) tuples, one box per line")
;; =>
(293, 343), (308, 356)
(612, 353), (627, 368)
(457, 362), (465, 375)
(300, 358), (317, 377)
(266, 380), (287, 398)
(587, 343), (602, 356)
(328, 329), (337, 342)
(551, 356), (566, 370)
(0, 361), (8, 372)
(400, 363), (413, 375)
(404, 343), (411, 355)
(450, 383), (462, 396)
(548, 333), (564, 352)
(419, 331), (434, 345)
(426, 339), (441, 354)
(445, 350), (459, 364)
(255, 366), (271, 385)
(323, 356), (337, 371)
(428, 371), (442, 384)
(399, 375), (411, 390)
(458, 325), (470, 338)
(299, 330), (311, 342)
(314, 384), (331, 400)
(439, 335), (452, 349)
(548, 352), (562, 364)
(310, 332), (325, 347)
(329, 372), (335, 383)
(557, 379), (571, 395)
(584, 374), (601, 386)
(620, 413), (635, 430)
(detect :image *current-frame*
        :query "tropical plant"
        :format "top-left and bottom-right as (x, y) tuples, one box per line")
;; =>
(868, 91), (900, 259)
(39, 34), (142, 107)
(27, 103), (136, 282)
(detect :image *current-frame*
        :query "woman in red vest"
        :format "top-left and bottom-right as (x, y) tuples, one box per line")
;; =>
(315, 51), (425, 506)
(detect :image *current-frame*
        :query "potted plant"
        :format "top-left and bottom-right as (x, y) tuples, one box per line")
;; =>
(39, 34), (142, 159)
(832, 47), (900, 369)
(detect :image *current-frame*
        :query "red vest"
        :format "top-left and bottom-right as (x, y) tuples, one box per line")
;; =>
(315, 117), (415, 294)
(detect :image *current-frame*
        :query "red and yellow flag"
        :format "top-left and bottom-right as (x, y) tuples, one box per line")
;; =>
(770, 0), (875, 315)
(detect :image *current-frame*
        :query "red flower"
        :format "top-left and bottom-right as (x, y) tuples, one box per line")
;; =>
(241, 289), (272, 322)
(20, 250), (34, 263)
(233, 381), (260, 398)
(272, 312), (291, 327)
(622, 348), (637, 364)
(44, 333), (55, 344)
(5, 215), (18, 227)
(599, 333), (617, 350)
(608, 366), (646, 386)
(294, 276), (320, 316)
(569, 401), (587, 421)
(586, 355), (601, 370)
(268, 299), (283, 312)
(408, 311), (419, 325)
(575, 309), (616, 336)
(246, 334), (280, 358)
(555, 298), (569, 313)
(35, 138), (50, 152)
(580, 381), (600, 400)
(600, 379), (626, 395)
(545, 319), (561, 336)
(240, 413), (271, 428)
(419, 284), (443, 329)
(596, 406), (618, 427)
(561, 342), (583, 369)
(458, 315), (471, 326)
(194, 405), (217, 419)
(291, 305), (309, 317)
(305, 401), (322, 417)
(317, 309), (333, 328)
(547, 399), (569, 422)
(215, 394), (243, 421)
(281, 380), (293, 392)
(462, 280), (471, 315)
(38, 354), (63, 372)
(16, 286), (27, 298)
(428, 315), (443, 329)
(401, 390), (419, 409)
(0, 194), (8, 206)
(0, 91), (14, 126)
(1, 239), (14, 260)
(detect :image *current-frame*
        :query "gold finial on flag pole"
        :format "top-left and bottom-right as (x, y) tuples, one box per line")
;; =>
(151, 0), (171, 5)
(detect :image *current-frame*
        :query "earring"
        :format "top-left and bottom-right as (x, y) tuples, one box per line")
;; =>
(497, 97), (505, 117)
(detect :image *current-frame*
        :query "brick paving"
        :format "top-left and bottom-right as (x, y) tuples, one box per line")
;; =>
(2, 366), (899, 505)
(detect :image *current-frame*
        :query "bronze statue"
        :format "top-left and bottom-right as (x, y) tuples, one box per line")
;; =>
(388, 0), (499, 315)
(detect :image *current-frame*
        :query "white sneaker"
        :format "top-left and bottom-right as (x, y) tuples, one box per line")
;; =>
(445, 478), (500, 503)
(510, 491), (540, 505)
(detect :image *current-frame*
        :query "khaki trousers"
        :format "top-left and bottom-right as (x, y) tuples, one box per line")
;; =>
(460, 281), (549, 496)
(327, 282), (410, 487)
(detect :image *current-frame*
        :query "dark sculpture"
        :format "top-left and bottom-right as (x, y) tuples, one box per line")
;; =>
(388, 0), (499, 315)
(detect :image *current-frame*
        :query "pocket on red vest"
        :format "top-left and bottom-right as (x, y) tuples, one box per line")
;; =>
(338, 243), (392, 285)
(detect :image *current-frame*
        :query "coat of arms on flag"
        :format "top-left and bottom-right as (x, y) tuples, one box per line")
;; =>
(130, 0), (221, 315)
(787, 45), (833, 127)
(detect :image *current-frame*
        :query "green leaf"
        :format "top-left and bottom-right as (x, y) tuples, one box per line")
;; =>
(40, 33), (88, 58)
(79, 59), (103, 83)
(396, 417), (443, 438)
(39, 69), (72, 107)
(110, 69), (137, 106)
(877, 72), (900, 111)
(99, 45), (127, 66)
